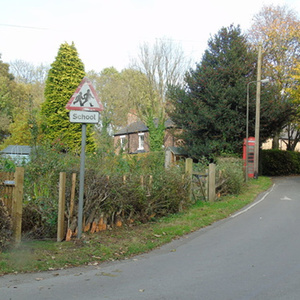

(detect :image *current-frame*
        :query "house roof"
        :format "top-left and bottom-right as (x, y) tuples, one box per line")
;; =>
(163, 118), (175, 128)
(115, 120), (148, 136)
(114, 118), (175, 136)
(0, 145), (32, 155)
(167, 146), (187, 156)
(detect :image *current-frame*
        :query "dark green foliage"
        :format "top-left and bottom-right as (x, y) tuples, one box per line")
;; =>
(0, 200), (12, 252)
(261, 149), (300, 176)
(41, 42), (95, 152)
(168, 25), (292, 159)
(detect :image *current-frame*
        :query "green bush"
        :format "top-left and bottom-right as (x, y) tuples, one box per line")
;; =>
(0, 200), (13, 252)
(23, 145), (79, 238)
(0, 157), (16, 172)
(261, 149), (300, 176)
(216, 157), (244, 195)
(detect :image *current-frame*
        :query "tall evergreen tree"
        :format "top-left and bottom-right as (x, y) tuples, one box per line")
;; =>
(168, 25), (291, 158)
(41, 42), (95, 152)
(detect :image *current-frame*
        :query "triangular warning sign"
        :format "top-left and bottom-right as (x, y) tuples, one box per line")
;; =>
(66, 77), (104, 112)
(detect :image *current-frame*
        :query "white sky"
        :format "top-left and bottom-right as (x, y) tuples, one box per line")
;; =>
(1, 0), (300, 72)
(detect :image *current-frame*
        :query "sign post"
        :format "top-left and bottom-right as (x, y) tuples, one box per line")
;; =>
(66, 77), (103, 239)
(77, 123), (86, 238)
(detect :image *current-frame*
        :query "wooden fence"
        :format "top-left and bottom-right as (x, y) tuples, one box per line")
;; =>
(0, 167), (24, 243)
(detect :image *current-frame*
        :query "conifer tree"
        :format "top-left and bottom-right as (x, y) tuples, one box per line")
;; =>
(41, 42), (95, 152)
(168, 25), (291, 158)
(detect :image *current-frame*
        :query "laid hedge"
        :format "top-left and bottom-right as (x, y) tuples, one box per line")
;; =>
(19, 147), (190, 238)
(65, 167), (190, 234)
(260, 149), (300, 176)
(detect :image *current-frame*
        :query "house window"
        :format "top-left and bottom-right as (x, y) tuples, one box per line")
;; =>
(120, 135), (126, 150)
(138, 133), (144, 150)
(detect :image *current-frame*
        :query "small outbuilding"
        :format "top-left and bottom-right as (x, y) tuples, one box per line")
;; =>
(0, 145), (32, 164)
(165, 146), (188, 168)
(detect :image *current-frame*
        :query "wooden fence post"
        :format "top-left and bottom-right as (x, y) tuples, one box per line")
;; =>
(185, 158), (193, 202)
(69, 173), (76, 219)
(205, 168), (208, 201)
(12, 167), (24, 244)
(57, 172), (66, 242)
(149, 175), (153, 186)
(165, 149), (171, 169)
(208, 163), (216, 202)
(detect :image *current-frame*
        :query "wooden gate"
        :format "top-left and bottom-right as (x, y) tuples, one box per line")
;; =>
(0, 167), (24, 243)
(185, 158), (216, 202)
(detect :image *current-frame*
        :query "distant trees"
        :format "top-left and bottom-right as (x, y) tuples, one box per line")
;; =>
(3, 6), (300, 156)
(0, 56), (15, 143)
(41, 42), (95, 152)
(88, 67), (150, 133)
(1, 60), (50, 147)
(248, 4), (300, 150)
(87, 67), (149, 153)
(88, 38), (191, 153)
(9, 60), (49, 84)
(168, 25), (291, 158)
(130, 38), (191, 151)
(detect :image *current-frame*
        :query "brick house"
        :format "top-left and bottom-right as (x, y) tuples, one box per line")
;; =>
(114, 118), (180, 154)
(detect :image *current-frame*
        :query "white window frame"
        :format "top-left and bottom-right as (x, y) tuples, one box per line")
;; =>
(120, 135), (126, 150)
(138, 133), (145, 150)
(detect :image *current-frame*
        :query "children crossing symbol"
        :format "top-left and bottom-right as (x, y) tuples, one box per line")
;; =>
(66, 77), (103, 112)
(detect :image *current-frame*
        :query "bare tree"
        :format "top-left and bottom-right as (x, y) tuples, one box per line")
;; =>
(9, 60), (49, 84)
(131, 38), (191, 116)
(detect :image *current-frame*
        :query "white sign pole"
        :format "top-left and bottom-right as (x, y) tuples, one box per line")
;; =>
(77, 123), (87, 239)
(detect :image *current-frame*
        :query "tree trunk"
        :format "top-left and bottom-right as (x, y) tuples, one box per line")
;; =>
(272, 134), (280, 149)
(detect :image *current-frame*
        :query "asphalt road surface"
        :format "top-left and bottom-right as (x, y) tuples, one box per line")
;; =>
(1, 176), (300, 300)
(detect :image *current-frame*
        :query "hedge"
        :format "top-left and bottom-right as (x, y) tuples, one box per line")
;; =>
(260, 149), (300, 176)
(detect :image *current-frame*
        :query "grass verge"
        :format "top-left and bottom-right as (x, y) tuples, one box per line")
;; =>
(0, 176), (272, 276)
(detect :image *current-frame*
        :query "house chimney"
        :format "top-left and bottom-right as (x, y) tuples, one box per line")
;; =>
(127, 110), (139, 124)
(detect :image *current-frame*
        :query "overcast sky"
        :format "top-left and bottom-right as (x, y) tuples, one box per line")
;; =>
(1, 0), (300, 72)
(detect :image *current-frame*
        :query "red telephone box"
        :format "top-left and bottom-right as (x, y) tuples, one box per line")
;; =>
(243, 137), (255, 178)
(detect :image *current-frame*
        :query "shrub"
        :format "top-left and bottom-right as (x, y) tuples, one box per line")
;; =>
(216, 157), (244, 195)
(261, 149), (300, 176)
(0, 157), (16, 172)
(0, 200), (13, 252)
(23, 145), (79, 238)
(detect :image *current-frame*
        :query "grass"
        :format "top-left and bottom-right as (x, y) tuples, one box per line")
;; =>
(0, 176), (272, 276)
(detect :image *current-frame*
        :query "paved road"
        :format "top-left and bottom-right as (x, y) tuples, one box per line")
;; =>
(1, 176), (300, 300)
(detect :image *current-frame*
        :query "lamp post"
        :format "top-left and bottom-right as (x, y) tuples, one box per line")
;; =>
(246, 78), (269, 181)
